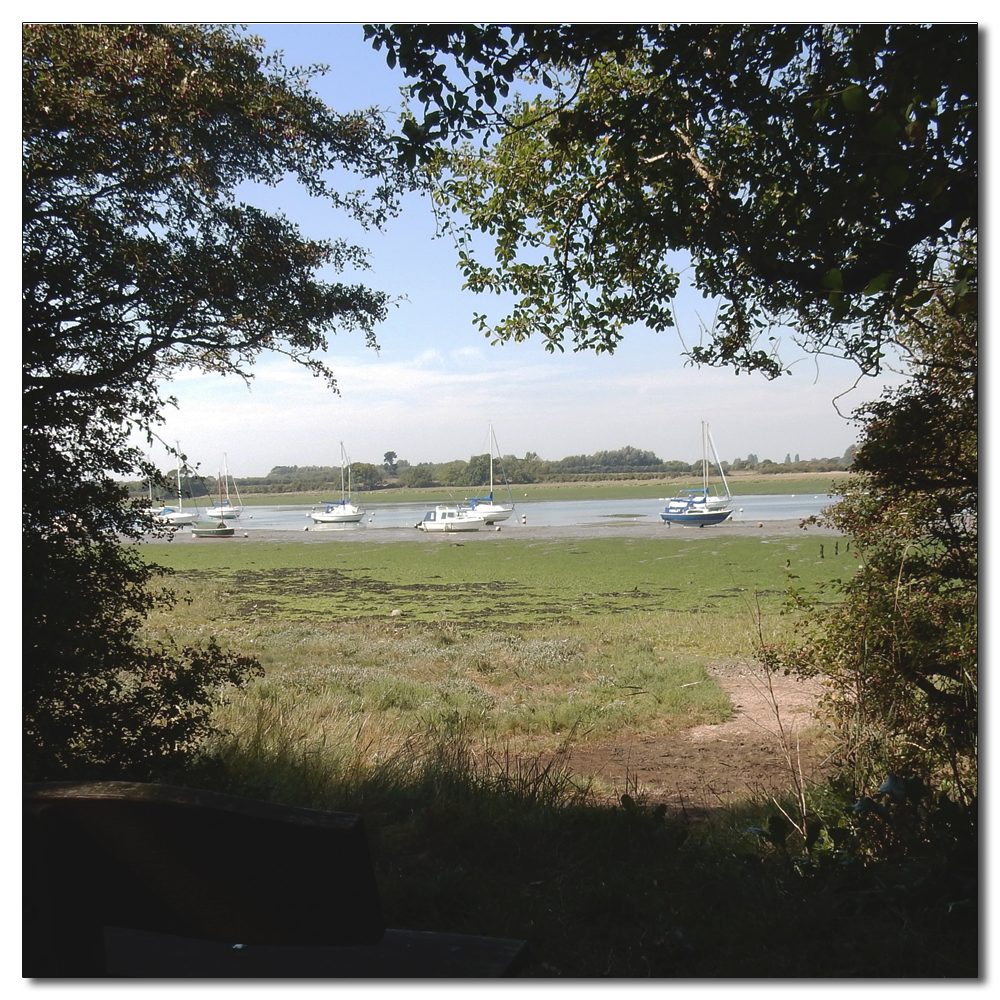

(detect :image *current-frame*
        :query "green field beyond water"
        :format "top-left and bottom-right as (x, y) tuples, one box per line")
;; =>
(232, 473), (851, 506)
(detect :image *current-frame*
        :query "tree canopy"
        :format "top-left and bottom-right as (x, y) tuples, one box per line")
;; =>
(366, 24), (977, 376)
(23, 23), (414, 778)
(366, 21), (979, 800)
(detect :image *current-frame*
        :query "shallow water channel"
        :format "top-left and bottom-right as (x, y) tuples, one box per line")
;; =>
(179, 493), (837, 535)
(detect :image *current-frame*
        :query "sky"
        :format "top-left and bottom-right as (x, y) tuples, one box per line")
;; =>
(135, 21), (916, 478)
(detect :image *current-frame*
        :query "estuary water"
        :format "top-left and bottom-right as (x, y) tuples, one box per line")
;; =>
(184, 492), (838, 534)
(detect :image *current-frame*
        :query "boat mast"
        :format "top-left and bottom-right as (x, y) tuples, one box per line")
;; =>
(497, 424), (515, 505)
(175, 441), (186, 512)
(226, 453), (243, 510)
(489, 422), (494, 497)
(706, 424), (732, 500)
(701, 422), (710, 494)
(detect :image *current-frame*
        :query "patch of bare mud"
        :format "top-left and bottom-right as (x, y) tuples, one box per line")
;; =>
(553, 662), (832, 816)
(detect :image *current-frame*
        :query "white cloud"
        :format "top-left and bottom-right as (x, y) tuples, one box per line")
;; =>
(145, 339), (902, 477)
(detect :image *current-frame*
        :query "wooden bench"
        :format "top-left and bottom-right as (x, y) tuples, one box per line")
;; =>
(24, 781), (529, 978)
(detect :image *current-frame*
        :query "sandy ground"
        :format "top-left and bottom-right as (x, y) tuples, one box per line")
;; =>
(551, 660), (831, 816)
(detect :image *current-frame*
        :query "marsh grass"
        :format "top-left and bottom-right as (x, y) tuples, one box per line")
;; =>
(143, 536), (974, 977)
(189, 705), (975, 977)
(151, 613), (733, 758)
(142, 535), (848, 758)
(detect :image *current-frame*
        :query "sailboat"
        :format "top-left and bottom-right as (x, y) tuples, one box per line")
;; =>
(207, 454), (242, 519)
(153, 455), (200, 527)
(192, 469), (236, 537)
(461, 423), (515, 524)
(310, 443), (366, 524)
(660, 423), (734, 526)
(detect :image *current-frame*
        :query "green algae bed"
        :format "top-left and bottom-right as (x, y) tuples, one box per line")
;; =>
(144, 533), (847, 628)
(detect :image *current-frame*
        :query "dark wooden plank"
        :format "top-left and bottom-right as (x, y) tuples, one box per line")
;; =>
(24, 781), (528, 979)
(24, 781), (385, 976)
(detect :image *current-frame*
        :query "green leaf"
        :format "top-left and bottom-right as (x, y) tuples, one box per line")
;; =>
(820, 268), (843, 291)
(903, 289), (934, 309)
(842, 85), (872, 113)
(867, 113), (900, 144)
(862, 271), (893, 296)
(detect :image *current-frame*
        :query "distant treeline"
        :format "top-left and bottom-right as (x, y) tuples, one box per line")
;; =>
(129, 445), (855, 497)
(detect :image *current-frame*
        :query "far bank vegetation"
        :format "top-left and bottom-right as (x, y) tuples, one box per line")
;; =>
(128, 445), (856, 497)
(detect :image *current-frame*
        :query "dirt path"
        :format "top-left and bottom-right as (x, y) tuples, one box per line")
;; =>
(553, 662), (832, 817)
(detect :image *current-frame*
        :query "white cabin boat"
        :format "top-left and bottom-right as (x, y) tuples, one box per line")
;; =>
(154, 505), (198, 526)
(153, 452), (200, 526)
(311, 499), (365, 524)
(462, 493), (513, 524)
(416, 505), (487, 532)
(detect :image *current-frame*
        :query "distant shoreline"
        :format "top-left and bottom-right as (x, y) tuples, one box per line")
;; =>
(178, 471), (853, 508)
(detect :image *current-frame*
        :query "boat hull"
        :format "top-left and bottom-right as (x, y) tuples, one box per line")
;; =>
(155, 510), (198, 526)
(311, 502), (365, 524)
(418, 520), (486, 532)
(464, 503), (513, 523)
(192, 521), (236, 537)
(660, 508), (733, 526)
(208, 506), (241, 519)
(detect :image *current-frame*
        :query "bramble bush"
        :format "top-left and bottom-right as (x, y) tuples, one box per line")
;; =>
(763, 268), (976, 804)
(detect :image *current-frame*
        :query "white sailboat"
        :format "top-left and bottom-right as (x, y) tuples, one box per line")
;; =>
(193, 468), (236, 537)
(207, 454), (242, 519)
(462, 423), (515, 524)
(311, 443), (366, 524)
(154, 458), (199, 527)
(660, 423), (733, 526)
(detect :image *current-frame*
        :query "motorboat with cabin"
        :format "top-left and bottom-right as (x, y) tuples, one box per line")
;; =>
(416, 505), (488, 532)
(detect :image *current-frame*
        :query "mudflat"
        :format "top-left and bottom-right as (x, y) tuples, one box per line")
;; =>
(144, 517), (842, 546)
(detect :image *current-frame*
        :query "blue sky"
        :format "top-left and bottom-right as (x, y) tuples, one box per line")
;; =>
(145, 22), (910, 478)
